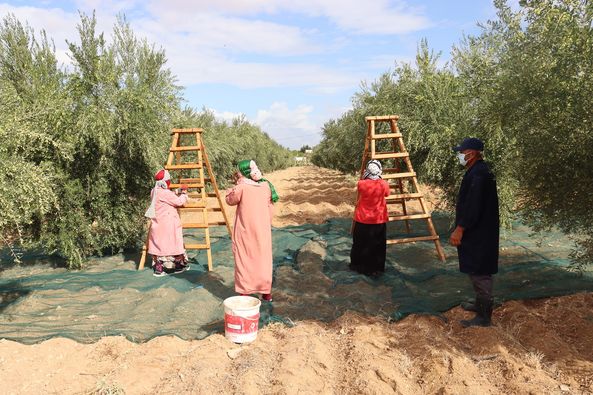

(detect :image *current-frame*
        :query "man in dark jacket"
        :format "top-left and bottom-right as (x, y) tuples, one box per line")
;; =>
(450, 137), (499, 327)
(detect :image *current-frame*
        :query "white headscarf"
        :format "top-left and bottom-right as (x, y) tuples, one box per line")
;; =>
(144, 169), (171, 218)
(363, 159), (382, 180)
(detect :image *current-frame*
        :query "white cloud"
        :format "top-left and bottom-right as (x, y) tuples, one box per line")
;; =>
(209, 108), (245, 123)
(146, 0), (430, 35)
(286, 0), (431, 35)
(168, 54), (359, 90)
(0, 4), (77, 47)
(0, 1), (429, 92)
(134, 11), (321, 56)
(254, 102), (319, 148)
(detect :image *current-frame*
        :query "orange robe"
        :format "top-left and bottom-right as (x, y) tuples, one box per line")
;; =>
(225, 182), (274, 294)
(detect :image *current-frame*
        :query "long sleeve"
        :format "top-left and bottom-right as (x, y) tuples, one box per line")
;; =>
(457, 175), (485, 230)
(226, 185), (243, 206)
(160, 190), (188, 207)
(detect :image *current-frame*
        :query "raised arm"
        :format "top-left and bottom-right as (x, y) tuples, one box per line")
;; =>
(225, 185), (243, 206)
(160, 189), (188, 207)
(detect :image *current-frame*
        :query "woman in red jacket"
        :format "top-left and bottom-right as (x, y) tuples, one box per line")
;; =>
(350, 160), (390, 276)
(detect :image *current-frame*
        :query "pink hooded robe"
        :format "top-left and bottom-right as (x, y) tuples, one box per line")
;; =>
(147, 188), (188, 257)
(225, 181), (274, 294)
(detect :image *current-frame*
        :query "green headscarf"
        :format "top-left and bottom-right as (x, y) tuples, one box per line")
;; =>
(237, 160), (279, 203)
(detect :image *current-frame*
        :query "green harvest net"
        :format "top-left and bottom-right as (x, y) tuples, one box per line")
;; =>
(1, 213), (592, 344)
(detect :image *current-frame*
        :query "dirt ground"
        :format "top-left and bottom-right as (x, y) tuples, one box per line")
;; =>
(1, 166), (592, 395)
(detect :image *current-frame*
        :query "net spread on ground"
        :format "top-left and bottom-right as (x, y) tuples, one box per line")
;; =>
(1, 214), (592, 344)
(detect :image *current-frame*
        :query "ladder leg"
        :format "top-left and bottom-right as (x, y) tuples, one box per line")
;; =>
(200, 135), (233, 239)
(391, 136), (411, 233)
(196, 132), (214, 271)
(205, 228), (213, 271)
(426, 217), (446, 262)
(353, 121), (372, 233)
(138, 221), (151, 270)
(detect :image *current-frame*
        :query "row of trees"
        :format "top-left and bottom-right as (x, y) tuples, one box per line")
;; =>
(0, 13), (292, 268)
(312, 0), (593, 267)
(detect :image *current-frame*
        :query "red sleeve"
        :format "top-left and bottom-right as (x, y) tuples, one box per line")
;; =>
(383, 180), (390, 196)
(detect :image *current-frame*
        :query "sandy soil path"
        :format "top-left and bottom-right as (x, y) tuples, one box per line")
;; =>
(1, 166), (592, 395)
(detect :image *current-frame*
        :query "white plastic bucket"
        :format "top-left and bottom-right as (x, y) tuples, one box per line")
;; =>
(223, 296), (261, 343)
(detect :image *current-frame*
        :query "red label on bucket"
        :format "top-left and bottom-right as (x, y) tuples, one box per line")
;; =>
(225, 313), (259, 334)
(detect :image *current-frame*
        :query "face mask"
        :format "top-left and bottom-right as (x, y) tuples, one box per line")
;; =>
(457, 152), (467, 166)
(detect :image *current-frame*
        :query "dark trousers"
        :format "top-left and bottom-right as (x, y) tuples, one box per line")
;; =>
(469, 274), (493, 300)
(350, 222), (387, 275)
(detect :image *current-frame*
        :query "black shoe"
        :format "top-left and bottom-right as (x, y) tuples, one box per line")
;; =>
(460, 297), (493, 328)
(460, 300), (477, 312)
(171, 263), (190, 274)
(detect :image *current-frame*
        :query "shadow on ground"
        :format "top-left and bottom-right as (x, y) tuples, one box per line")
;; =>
(0, 213), (592, 344)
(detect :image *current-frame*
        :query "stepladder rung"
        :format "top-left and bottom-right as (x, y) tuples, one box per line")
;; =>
(209, 221), (228, 226)
(182, 223), (209, 229)
(140, 127), (233, 272)
(165, 163), (202, 170)
(383, 172), (416, 179)
(185, 243), (209, 249)
(180, 177), (211, 183)
(365, 115), (400, 121)
(371, 152), (409, 159)
(169, 183), (204, 189)
(388, 213), (431, 221)
(180, 201), (207, 208)
(171, 128), (203, 134)
(370, 133), (402, 139)
(386, 192), (423, 201)
(387, 235), (439, 245)
(169, 145), (202, 152)
(359, 115), (445, 262)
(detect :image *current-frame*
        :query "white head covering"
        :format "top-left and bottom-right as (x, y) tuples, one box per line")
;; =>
(144, 169), (171, 218)
(248, 160), (262, 181)
(363, 160), (382, 180)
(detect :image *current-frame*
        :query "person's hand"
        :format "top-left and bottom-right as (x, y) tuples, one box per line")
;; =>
(180, 184), (188, 191)
(231, 171), (241, 185)
(449, 226), (464, 246)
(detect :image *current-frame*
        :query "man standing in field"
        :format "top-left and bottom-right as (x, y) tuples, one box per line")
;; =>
(450, 138), (500, 327)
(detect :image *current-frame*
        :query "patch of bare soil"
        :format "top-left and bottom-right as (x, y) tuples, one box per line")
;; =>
(1, 291), (591, 394)
(1, 166), (591, 394)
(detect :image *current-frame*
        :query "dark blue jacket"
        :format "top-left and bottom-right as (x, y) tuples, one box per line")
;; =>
(455, 160), (500, 275)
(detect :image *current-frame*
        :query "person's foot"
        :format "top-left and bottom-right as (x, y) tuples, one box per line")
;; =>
(262, 293), (273, 302)
(369, 270), (384, 278)
(460, 301), (477, 312)
(171, 262), (190, 274)
(153, 262), (166, 277)
(460, 315), (491, 328)
(460, 297), (493, 327)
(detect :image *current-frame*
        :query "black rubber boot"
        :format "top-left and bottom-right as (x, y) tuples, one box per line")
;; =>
(460, 300), (477, 312)
(460, 297), (492, 328)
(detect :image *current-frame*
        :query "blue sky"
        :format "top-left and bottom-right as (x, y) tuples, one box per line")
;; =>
(1, 0), (506, 149)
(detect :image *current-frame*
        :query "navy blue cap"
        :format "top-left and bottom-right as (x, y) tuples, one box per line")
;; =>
(453, 137), (484, 152)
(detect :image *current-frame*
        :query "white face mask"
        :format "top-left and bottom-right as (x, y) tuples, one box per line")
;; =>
(457, 152), (467, 166)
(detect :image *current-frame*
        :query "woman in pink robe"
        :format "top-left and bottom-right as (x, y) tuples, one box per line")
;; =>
(145, 169), (189, 277)
(226, 160), (277, 301)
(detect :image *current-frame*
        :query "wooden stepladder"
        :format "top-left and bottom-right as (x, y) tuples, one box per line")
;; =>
(139, 128), (232, 271)
(358, 115), (446, 262)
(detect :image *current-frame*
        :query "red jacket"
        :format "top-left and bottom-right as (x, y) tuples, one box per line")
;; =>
(353, 179), (390, 224)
